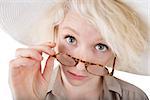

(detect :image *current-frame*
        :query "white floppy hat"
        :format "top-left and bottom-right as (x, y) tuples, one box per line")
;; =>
(0, 0), (149, 75)
(0, 0), (55, 45)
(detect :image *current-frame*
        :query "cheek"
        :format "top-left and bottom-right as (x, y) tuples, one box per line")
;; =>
(101, 52), (113, 65)
(93, 51), (113, 65)
(61, 65), (67, 71)
(60, 65), (74, 76)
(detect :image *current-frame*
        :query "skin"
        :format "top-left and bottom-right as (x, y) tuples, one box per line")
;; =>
(9, 11), (114, 100)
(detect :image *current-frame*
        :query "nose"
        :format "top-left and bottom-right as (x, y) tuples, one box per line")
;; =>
(76, 61), (86, 71)
(73, 45), (91, 71)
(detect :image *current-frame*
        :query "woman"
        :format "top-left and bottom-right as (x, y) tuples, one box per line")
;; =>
(0, 0), (149, 100)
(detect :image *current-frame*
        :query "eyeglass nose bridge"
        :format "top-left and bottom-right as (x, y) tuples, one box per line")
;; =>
(73, 58), (103, 68)
(73, 58), (85, 66)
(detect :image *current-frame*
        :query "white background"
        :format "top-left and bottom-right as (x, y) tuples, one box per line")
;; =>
(0, 29), (150, 99)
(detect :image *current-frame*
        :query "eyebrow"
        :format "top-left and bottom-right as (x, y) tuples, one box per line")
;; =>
(62, 26), (79, 36)
(62, 26), (104, 42)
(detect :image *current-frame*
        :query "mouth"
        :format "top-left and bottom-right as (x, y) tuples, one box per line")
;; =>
(67, 71), (88, 80)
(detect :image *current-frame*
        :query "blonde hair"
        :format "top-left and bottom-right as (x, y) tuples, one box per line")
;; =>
(44, 0), (148, 74)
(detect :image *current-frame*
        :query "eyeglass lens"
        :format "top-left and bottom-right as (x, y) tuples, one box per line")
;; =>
(55, 53), (109, 76)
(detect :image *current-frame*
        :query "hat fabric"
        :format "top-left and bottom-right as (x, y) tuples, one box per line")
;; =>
(0, 0), (55, 45)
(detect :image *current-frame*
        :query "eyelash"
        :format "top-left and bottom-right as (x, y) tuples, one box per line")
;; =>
(95, 43), (109, 52)
(97, 43), (109, 49)
(64, 35), (76, 44)
(64, 35), (75, 39)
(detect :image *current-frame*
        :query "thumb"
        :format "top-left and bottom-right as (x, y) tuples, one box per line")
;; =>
(43, 56), (54, 82)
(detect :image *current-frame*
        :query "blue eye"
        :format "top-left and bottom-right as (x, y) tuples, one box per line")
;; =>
(95, 43), (109, 52)
(64, 35), (76, 45)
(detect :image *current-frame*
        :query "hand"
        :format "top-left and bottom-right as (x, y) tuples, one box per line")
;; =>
(9, 42), (56, 100)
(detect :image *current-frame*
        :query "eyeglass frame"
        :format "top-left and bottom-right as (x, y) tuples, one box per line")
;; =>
(52, 52), (116, 76)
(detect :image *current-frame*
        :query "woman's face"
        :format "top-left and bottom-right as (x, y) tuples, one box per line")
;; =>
(55, 11), (114, 86)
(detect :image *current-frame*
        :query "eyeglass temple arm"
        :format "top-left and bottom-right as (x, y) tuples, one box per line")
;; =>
(109, 57), (116, 76)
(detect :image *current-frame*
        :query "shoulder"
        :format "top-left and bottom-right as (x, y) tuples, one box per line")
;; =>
(113, 76), (149, 100)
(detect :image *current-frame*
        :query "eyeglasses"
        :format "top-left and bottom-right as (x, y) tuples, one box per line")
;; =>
(52, 53), (116, 76)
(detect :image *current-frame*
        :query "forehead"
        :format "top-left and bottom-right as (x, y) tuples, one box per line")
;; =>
(59, 11), (103, 41)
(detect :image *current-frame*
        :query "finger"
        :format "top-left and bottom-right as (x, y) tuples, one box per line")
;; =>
(15, 48), (43, 61)
(9, 57), (38, 69)
(30, 45), (56, 56)
(42, 56), (55, 82)
(9, 57), (41, 81)
(33, 41), (56, 50)
(41, 42), (56, 47)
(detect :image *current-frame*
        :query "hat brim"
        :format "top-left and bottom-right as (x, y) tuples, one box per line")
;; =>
(0, 0), (149, 75)
(0, 1), (54, 45)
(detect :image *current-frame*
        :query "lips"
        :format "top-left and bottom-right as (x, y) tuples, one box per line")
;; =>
(67, 71), (87, 80)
